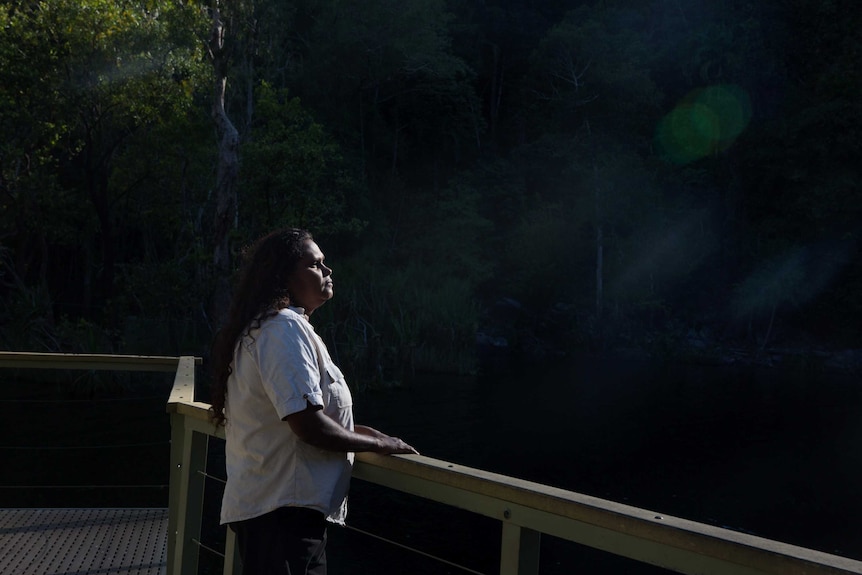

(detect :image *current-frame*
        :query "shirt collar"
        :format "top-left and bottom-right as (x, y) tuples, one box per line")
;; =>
(287, 305), (308, 319)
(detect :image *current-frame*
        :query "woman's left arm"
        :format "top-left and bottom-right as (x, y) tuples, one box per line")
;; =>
(286, 406), (418, 454)
(354, 425), (387, 439)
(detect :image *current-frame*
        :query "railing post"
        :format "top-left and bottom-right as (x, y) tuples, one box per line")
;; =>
(166, 355), (208, 575)
(171, 424), (208, 575)
(500, 522), (540, 575)
(224, 526), (243, 575)
(167, 411), (186, 575)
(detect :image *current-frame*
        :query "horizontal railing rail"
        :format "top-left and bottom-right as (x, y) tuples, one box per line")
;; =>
(0, 351), (200, 372)
(164, 363), (862, 575)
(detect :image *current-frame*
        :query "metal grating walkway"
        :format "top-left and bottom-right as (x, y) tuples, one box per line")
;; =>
(0, 508), (168, 575)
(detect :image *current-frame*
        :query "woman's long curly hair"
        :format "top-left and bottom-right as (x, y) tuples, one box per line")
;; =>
(209, 228), (313, 426)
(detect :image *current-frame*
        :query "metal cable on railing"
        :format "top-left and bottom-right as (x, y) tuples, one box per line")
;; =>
(343, 524), (486, 575)
(192, 538), (226, 559)
(196, 469), (227, 485)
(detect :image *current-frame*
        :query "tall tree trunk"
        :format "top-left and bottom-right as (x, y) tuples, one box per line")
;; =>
(209, 3), (239, 331)
(759, 301), (778, 355)
(588, 121), (604, 322)
(84, 136), (115, 320)
(243, 15), (258, 136)
(488, 43), (502, 140)
(91, 171), (115, 315)
(595, 219), (604, 321)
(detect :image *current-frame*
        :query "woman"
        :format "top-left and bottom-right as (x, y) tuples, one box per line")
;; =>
(210, 228), (418, 575)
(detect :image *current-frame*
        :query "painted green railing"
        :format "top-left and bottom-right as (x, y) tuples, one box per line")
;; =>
(3, 352), (862, 575)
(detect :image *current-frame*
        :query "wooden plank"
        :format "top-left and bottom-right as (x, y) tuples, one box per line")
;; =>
(171, 428), (208, 575)
(0, 351), (201, 372)
(500, 523), (540, 575)
(353, 453), (862, 575)
(167, 356), (199, 405)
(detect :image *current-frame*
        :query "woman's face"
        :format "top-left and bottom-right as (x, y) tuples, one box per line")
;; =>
(286, 240), (333, 315)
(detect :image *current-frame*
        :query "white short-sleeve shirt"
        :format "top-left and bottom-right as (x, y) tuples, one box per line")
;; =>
(220, 307), (355, 525)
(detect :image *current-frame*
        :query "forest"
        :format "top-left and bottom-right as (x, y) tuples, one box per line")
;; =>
(1, 0), (860, 385)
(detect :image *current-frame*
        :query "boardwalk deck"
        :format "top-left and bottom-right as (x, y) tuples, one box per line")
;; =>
(0, 508), (168, 575)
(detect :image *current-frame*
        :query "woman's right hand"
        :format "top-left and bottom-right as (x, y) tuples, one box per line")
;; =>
(376, 436), (419, 455)
(286, 406), (418, 454)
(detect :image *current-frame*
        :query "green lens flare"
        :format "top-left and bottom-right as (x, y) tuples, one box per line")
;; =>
(656, 84), (752, 164)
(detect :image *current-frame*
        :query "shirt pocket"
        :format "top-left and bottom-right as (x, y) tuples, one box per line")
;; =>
(325, 364), (353, 409)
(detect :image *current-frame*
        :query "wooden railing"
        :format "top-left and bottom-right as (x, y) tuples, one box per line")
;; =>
(161, 354), (862, 575)
(0, 351), (193, 372)
(3, 352), (862, 575)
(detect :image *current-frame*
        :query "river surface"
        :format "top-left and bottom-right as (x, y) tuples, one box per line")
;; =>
(329, 354), (862, 574)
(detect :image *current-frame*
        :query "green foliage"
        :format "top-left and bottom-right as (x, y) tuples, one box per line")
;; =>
(0, 0), (211, 350)
(501, 202), (585, 308)
(321, 254), (482, 388)
(239, 83), (365, 237)
(291, 0), (481, 179)
(528, 3), (662, 134)
(396, 177), (495, 287)
(1, 0), (860, 372)
(314, 167), (496, 384)
(0, 280), (57, 352)
(300, 0), (462, 91)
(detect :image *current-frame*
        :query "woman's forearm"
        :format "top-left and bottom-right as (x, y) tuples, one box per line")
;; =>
(285, 407), (417, 454)
(354, 425), (387, 439)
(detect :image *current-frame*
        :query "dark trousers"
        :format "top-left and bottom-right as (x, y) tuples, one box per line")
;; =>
(230, 507), (328, 575)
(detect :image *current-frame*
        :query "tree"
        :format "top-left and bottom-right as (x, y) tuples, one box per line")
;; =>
(290, 1), (479, 183)
(0, 0), (207, 349)
(240, 82), (364, 238)
(525, 3), (662, 322)
(206, 1), (242, 329)
(729, 0), (862, 341)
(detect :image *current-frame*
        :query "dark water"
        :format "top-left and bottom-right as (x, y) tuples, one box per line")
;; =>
(0, 373), (173, 508)
(330, 355), (862, 574)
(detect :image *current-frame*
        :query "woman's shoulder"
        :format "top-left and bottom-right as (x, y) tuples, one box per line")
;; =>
(243, 309), (311, 351)
(243, 308), (300, 337)
(239, 309), (314, 355)
(262, 307), (312, 334)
